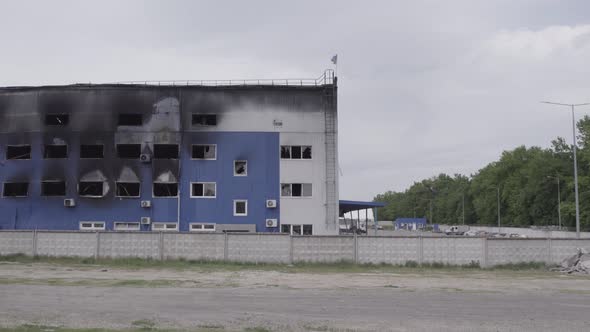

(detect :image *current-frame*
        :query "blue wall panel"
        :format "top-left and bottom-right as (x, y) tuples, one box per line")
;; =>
(0, 131), (280, 232)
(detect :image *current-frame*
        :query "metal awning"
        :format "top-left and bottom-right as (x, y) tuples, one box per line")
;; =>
(339, 200), (385, 215)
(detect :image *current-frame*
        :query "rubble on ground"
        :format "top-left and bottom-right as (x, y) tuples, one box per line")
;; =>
(553, 248), (590, 275)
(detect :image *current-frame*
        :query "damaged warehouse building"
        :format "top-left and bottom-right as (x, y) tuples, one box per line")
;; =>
(0, 72), (339, 234)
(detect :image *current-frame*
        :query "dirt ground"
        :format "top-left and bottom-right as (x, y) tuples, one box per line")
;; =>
(0, 262), (589, 331)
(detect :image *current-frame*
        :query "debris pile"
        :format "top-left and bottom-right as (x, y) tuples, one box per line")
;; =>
(554, 248), (590, 274)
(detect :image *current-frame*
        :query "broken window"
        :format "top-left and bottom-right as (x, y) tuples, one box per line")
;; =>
(302, 146), (312, 159)
(191, 144), (216, 159)
(281, 183), (312, 197)
(153, 144), (179, 159)
(281, 224), (290, 234)
(281, 184), (292, 197)
(153, 183), (178, 197)
(116, 144), (141, 159)
(303, 224), (313, 235)
(117, 113), (143, 126)
(191, 182), (216, 198)
(41, 181), (66, 196)
(45, 114), (69, 126)
(281, 146), (312, 159)
(280, 146), (290, 159)
(80, 145), (104, 159)
(292, 225), (302, 235)
(116, 182), (140, 197)
(192, 114), (217, 126)
(291, 146), (302, 159)
(234, 160), (247, 176)
(6, 145), (31, 160)
(79, 181), (104, 197)
(3, 182), (28, 197)
(233, 200), (247, 216)
(44, 145), (68, 159)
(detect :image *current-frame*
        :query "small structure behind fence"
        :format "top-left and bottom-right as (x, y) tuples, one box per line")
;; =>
(1, 231), (589, 268)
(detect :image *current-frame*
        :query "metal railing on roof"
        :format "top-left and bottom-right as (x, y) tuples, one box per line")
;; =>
(110, 69), (335, 87)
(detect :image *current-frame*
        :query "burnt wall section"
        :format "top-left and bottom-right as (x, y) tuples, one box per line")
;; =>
(0, 84), (331, 232)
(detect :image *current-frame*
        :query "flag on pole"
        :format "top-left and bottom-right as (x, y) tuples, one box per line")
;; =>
(331, 54), (337, 65)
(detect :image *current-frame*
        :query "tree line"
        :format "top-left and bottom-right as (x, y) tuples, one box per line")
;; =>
(373, 116), (590, 230)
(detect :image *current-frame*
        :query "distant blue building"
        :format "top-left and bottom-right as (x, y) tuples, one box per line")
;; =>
(394, 218), (428, 231)
(0, 72), (339, 234)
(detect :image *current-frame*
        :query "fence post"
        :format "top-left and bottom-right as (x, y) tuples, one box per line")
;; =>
(32, 230), (38, 257)
(547, 238), (552, 265)
(224, 232), (229, 262)
(289, 235), (294, 264)
(418, 236), (423, 266)
(481, 237), (488, 268)
(95, 232), (100, 260)
(353, 233), (358, 264)
(159, 232), (164, 261)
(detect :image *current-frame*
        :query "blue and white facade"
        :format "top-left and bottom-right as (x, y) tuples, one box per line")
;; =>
(0, 79), (339, 235)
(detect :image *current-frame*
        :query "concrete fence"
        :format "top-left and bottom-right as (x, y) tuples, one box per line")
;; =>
(1, 230), (589, 267)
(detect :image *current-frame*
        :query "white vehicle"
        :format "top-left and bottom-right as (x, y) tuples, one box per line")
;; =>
(445, 225), (469, 236)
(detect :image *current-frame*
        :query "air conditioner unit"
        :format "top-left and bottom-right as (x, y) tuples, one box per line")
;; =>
(140, 153), (152, 163)
(140, 217), (151, 225)
(266, 199), (277, 208)
(265, 219), (278, 228)
(64, 198), (76, 207)
(140, 200), (151, 208)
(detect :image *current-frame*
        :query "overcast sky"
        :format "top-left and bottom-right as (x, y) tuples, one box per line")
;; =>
(2, 0), (590, 201)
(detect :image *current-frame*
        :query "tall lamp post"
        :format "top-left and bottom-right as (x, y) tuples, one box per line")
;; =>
(541, 101), (590, 238)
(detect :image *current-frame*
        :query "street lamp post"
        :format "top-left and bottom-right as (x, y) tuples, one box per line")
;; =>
(541, 101), (590, 238)
(497, 187), (501, 232)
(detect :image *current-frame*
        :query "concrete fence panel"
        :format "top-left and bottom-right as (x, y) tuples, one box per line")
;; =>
(163, 233), (225, 261)
(357, 236), (419, 265)
(292, 236), (354, 263)
(36, 231), (96, 257)
(487, 239), (549, 265)
(0, 231), (33, 256)
(549, 239), (590, 264)
(227, 234), (290, 263)
(98, 232), (160, 259)
(421, 237), (482, 265)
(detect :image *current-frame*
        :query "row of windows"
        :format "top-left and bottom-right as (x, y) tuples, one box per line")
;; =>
(35, 113), (219, 127)
(2, 144), (311, 160)
(281, 224), (313, 235)
(1, 181), (311, 199)
(79, 222), (215, 232)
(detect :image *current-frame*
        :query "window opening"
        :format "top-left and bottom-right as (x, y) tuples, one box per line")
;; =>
(234, 160), (247, 176)
(234, 200), (247, 216)
(153, 183), (178, 197)
(116, 144), (141, 159)
(44, 145), (68, 159)
(116, 182), (140, 197)
(303, 224), (313, 235)
(118, 113), (142, 126)
(45, 114), (69, 126)
(79, 181), (104, 197)
(154, 144), (179, 159)
(280, 146), (290, 159)
(42, 181), (66, 196)
(192, 145), (216, 159)
(3, 182), (28, 197)
(192, 114), (217, 126)
(191, 182), (216, 197)
(6, 145), (31, 160)
(291, 146), (302, 159)
(80, 145), (104, 159)
(302, 146), (312, 159)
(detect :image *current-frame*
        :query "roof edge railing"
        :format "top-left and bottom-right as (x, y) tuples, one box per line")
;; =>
(108, 69), (335, 87)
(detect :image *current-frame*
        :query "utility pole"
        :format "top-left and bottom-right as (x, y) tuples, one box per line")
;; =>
(429, 199), (433, 225)
(541, 101), (590, 238)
